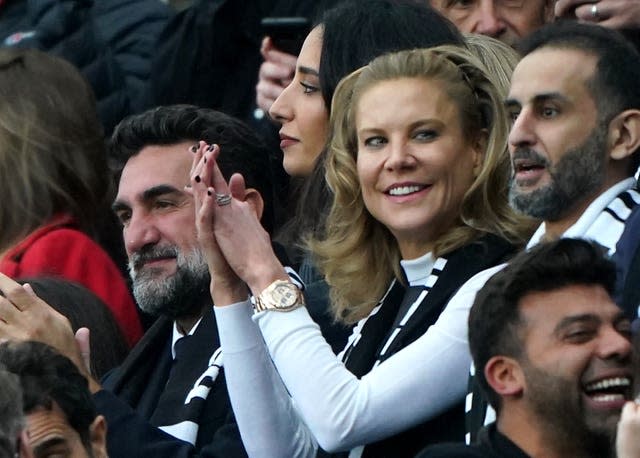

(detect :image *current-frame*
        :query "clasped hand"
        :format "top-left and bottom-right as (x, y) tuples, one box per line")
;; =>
(188, 143), (288, 306)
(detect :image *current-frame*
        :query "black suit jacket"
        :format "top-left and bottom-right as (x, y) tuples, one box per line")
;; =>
(98, 308), (247, 457)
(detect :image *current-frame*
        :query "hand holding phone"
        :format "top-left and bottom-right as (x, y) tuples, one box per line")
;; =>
(261, 17), (311, 56)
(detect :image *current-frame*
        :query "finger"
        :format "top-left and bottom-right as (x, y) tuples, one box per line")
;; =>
(229, 173), (247, 200)
(188, 141), (204, 176)
(22, 283), (36, 297)
(259, 61), (295, 81)
(187, 142), (207, 195)
(199, 144), (220, 189)
(597, 8), (633, 29)
(75, 327), (92, 374)
(0, 273), (36, 312)
(190, 144), (210, 190)
(264, 46), (298, 67)
(260, 36), (273, 58)
(575, 2), (610, 22)
(206, 146), (232, 197)
(256, 79), (287, 102)
(555, 0), (587, 18)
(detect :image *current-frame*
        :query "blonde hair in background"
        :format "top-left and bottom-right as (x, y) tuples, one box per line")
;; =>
(0, 49), (111, 255)
(463, 33), (520, 97)
(309, 45), (535, 324)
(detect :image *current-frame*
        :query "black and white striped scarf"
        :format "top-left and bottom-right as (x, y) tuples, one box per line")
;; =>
(157, 346), (224, 444)
(339, 256), (448, 374)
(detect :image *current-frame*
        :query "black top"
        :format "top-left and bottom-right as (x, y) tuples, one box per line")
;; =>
(416, 423), (530, 458)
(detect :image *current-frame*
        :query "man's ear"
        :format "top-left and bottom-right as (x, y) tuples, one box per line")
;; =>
(243, 188), (264, 221)
(608, 109), (640, 162)
(89, 415), (108, 458)
(18, 429), (34, 458)
(485, 356), (524, 399)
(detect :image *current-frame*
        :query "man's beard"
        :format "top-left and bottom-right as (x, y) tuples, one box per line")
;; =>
(522, 361), (616, 458)
(128, 245), (210, 320)
(509, 121), (608, 221)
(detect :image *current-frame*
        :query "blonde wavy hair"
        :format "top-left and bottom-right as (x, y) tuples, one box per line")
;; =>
(309, 45), (535, 324)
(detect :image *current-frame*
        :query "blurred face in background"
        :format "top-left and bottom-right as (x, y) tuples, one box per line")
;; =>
(431, 0), (552, 47)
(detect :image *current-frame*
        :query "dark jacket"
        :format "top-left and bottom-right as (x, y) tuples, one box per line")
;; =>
(99, 309), (247, 457)
(0, 0), (172, 134)
(416, 423), (530, 458)
(614, 204), (640, 319)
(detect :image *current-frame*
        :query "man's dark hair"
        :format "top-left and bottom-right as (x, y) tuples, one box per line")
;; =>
(318, 0), (462, 109)
(0, 366), (23, 458)
(518, 21), (640, 173)
(0, 341), (98, 451)
(468, 238), (616, 411)
(109, 104), (276, 234)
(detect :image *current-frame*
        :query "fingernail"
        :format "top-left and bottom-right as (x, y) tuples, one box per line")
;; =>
(207, 144), (215, 152)
(204, 157), (207, 164)
(195, 175), (201, 183)
(190, 145), (198, 153)
(207, 190), (212, 196)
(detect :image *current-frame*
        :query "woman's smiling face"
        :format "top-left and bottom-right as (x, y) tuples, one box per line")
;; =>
(356, 77), (483, 259)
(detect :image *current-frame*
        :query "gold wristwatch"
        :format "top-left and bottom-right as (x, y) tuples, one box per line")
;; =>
(254, 279), (305, 312)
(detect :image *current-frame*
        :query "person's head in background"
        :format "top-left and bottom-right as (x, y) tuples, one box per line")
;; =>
(0, 48), (116, 258)
(469, 238), (632, 457)
(16, 277), (129, 379)
(0, 341), (108, 458)
(463, 33), (520, 96)
(0, 366), (32, 458)
(314, 45), (531, 322)
(110, 105), (277, 326)
(507, 22), (640, 237)
(269, 0), (463, 178)
(431, 0), (554, 47)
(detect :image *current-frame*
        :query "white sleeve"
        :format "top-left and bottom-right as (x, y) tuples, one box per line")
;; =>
(214, 301), (318, 458)
(253, 269), (495, 453)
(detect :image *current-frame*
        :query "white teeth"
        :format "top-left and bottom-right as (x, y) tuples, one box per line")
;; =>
(584, 377), (631, 392)
(388, 185), (422, 196)
(591, 394), (625, 403)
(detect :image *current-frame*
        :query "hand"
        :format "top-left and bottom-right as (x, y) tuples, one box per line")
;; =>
(555, 0), (640, 29)
(616, 400), (640, 458)
(191, 143), (288, 298)
(0, 274), (100, 391)
(189, 142), (247, 306)
(256, 37), (297, 114)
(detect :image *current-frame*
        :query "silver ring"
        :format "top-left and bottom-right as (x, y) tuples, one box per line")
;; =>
(591, 3), (599, 19)
(215, 193), (232, 206)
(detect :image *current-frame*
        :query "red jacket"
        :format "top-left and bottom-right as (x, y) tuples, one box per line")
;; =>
(0, 215), (142, 346)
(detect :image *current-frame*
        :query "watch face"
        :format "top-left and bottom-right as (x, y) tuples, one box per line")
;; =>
(274, 284), (298, 309)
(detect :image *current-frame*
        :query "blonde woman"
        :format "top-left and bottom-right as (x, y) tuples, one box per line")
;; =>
(191, 46), (533, 457)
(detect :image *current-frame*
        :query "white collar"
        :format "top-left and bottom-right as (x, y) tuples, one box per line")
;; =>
(400, 251), (435, 287)
(527, 178), (636, 248)
(171, 317), (203, 360)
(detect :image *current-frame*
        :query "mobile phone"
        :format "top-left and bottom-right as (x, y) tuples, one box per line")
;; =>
(261, 17), (311, 56)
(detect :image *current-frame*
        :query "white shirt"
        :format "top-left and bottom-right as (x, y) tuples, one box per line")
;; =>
(215, 252), (475, 457)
